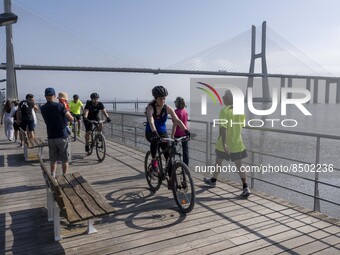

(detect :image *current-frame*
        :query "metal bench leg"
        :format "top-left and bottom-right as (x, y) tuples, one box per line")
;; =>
(39, 147), (44, 159)
(47, 187), (54, 222)
(87, 219), (97, 234)
(53, 201), (62, 241)
(24, 144), (28, 161)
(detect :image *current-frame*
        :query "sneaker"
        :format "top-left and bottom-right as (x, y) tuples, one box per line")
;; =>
(85, 144), (90, 152)
(151, 159), (159, 172)
(77, 131), (81, 137)
(241, 187), (251, 197)
(203, 177), (216, 188)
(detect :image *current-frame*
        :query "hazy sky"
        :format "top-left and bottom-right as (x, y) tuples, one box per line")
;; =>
(2, 0), (340, 102)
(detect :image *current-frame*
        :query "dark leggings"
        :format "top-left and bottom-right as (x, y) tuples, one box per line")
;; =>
(145, 132), (169, 159)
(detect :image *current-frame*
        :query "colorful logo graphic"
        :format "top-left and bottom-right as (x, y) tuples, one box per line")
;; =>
(196, 82), (222, 106)
(196, 81), (222, 115)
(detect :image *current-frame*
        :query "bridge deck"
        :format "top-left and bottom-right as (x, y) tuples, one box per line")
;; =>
(1, 121), (340, 255)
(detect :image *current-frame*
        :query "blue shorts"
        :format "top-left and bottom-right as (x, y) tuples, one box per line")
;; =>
(20, 119), (35, 132)
(215, 149), (247, 162)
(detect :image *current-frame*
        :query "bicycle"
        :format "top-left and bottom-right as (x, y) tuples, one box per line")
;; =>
(86, 120), (106, 162)
(144, 136), (195, 214)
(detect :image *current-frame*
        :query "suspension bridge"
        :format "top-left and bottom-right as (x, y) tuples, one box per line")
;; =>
(1, 1), (340, 254)
(1, 1), (339, 103)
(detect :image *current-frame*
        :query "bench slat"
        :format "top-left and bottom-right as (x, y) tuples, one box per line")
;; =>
(20, 127), (47, 148)
(73, 172), (116, 214)
(57, 176), (94, 220)
(63, 174), (106, 217)
(57, 187), (82, 223)
(30, 138), (38, 147)
(28, 138), (47, 148)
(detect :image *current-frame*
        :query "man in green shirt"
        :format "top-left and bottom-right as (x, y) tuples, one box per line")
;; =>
(69, 94), (84, 137)
(204, 89), (251, 197)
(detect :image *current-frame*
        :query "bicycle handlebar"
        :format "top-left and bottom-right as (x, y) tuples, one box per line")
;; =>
(86, 120), (107, 124)
(160, 136), (190, 143)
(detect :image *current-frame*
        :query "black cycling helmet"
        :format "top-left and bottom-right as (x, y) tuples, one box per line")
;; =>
(90, 92), (99, 99)
(26, 93), (34, 100)
(73, 94), (79, 99)
(152, 86), (168, 98)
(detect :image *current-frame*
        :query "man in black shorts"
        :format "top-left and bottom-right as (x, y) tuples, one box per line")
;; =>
(69, 94), (84, 137)
(83, 93), (111, 152)
(203, 90), (251, 197)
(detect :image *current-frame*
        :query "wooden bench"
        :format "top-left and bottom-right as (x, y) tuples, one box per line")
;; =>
(39, 159), (116, 241)
(19, 127), (48, 161)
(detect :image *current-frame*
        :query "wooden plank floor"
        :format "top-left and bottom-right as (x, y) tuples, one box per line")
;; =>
(1, 120), (340, 255)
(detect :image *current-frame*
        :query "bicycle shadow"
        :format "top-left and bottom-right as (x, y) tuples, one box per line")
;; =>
(125, 206), (185, 231)
(69, 152), (102, 166)
(93, 172), (145, 186)
(105, 186), (160, 210)
(105, 186), (186, 230)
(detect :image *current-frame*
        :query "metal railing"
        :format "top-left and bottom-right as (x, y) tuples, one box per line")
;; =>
(103, 110), (340, 219)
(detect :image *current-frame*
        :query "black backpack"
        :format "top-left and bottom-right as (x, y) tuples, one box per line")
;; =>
(19, 100), (33, 119)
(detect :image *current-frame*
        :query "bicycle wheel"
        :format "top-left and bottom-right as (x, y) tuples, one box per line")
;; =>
(95, 133), (106, 162)
(144, 151), (162, 192)
(171, 162), (195, 214)
(88, 133), (94, 155)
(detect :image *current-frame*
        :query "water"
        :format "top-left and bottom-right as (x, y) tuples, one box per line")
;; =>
(106, 102), (340, 219)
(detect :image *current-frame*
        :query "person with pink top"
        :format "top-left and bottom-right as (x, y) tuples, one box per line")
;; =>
(172, 97), (189, 166)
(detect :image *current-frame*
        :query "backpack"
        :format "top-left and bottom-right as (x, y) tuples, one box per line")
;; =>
(19, 100), (33, 119)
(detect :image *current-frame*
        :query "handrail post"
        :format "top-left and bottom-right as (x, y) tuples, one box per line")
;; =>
(206, 122), (209, 166)
(313, 136), (321, 212)
(121, 113), (124, 142)
(134, 127), (137, 147)
(209, 122), (213, 164)
(251, 151), (255, 189)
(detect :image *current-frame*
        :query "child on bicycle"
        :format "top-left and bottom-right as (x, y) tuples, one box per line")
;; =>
(145, 86), (190, 182)
(171, 96), (189, 166)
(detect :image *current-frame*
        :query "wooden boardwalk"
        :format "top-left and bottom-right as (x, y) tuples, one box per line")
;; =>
(1, 121), (340, 255)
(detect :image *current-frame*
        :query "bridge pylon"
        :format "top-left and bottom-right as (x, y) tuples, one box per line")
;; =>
(247, 21), (271, 102)
(4, 0), (18, 101)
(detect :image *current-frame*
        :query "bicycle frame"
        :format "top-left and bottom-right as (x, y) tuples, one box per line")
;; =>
(88, 121), (104, 146)
(156, 137), (187, 179)
(86, 120), (107, 162)
(145, 135), (195, 213)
